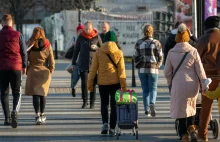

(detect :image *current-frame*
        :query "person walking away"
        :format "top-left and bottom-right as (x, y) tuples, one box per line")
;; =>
(72, 21), (102, 109)
(0, 14), (27, 128)
(25, 27), (55, 125)
(88, 31), (127, 135)
(196, 16), (220, 141)
(71, 24), (84, 97)
(164, 23), (208, 142)
(163, 21), (197, 64)
(133, 24), (163, 117)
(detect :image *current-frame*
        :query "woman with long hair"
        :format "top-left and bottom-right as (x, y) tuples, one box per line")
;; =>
(25, 27), (55, 125)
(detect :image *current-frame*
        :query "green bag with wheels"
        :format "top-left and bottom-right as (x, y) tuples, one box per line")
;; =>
(115, 89), (137, 104)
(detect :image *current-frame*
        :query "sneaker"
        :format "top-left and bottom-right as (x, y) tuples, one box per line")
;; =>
(150, 104), (156, 117)
(11, 111), (18, 128)
(4, 117), (11, 126)
(35, 116), (42, 125)
(145, 110), (151, 117)
(101, 123), (109, 134)
(72, 89), (76, 97)
(90, 102), (95, 109)
(109, 129), (115, 136)
(41, 115), (46, 123)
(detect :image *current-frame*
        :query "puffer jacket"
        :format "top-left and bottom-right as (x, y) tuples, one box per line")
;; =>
(88, 41), (126, 92)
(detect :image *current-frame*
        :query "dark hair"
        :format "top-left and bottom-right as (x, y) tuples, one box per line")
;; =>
(175, 21), (183, 28)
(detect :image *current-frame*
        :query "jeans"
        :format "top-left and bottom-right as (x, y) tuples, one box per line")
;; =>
(71, 65), (80, 89)
(99, 84), (120, 129)
(138, 72), (158, 111)
(80, 71), (97, 103)
(0, 70), (22, 119)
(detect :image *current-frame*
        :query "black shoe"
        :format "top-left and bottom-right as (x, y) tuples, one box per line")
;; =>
(90, 102), (95, 109)
(11, 111), (18, 128)
(4, 117), (11, 126)
(72, 89), (76, 97)
(82, 101), (88, 109)
(145, 110), (151, 117)
(150, 104), (156, 117)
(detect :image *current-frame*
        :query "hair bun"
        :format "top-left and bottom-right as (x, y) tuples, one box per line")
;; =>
(178, 23), (187, 33)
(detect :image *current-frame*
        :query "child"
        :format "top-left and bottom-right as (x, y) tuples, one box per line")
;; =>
(205, 83), (220, 112)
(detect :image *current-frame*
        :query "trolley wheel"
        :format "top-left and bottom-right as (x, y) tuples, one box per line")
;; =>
(175, 119), (179, 136)
(212, 119), (219, 139)
(136, 130), (138, 140)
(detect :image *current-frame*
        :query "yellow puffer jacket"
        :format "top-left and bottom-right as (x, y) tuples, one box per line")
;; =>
(206, 86), (220, 112)
(88, 41), (126, 92)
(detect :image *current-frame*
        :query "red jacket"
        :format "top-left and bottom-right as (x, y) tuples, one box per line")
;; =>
(0, 26), (27, 70)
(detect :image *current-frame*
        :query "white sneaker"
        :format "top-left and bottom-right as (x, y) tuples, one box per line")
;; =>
(36, 116), (42, 125)
(41, 115), (46, 123)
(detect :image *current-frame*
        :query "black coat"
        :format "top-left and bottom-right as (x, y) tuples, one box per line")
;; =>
(72, 34), (102, 71)
(163, 30), (197, 65)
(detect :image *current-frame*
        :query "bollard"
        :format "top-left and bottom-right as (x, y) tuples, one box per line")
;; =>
(55, 40), (58, 59)
(132, 58), (136, 87)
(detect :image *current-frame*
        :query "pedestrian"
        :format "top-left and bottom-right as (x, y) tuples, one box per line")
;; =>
(164, 23), (208, 142)
(0, 14), (27, 128)
(196, 16), (220, 141)
(25, 27), (55, 125)
(71, 23), (84, 97)
(99, 22), (121, 49)
(163, 21), (197, 64)
(133, 24), (163, 117)
(88, 31), (126, 135)
(72, 21), (102, 109)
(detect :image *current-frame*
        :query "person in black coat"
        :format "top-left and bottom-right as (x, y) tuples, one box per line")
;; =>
(163, 21), (197, 65)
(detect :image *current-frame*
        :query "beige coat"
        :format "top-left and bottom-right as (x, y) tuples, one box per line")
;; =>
(25, 45), (55, 96)
(164, 42), (207, 119)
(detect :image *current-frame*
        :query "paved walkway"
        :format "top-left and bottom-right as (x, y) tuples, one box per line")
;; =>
(1, 60), (219, 142)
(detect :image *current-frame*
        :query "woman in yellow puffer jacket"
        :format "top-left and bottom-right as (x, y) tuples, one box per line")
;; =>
(88, 31), (126, 135)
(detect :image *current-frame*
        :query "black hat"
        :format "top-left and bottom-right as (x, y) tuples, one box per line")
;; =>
(204, 16), (220, 30)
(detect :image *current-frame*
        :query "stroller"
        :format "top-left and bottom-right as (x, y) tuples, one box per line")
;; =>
(175, 91), (219, 139)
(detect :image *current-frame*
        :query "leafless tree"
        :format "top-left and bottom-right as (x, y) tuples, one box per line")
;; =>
(0, 0), (95, 33)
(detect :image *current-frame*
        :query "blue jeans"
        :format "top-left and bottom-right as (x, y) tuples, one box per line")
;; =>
(138, 73), (158, 111)
(71, 65), (80, 89)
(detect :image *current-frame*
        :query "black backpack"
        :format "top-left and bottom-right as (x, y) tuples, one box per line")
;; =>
(65, 45), (74, 59)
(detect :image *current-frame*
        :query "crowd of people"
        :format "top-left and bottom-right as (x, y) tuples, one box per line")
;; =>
(0, 13), (220, 142)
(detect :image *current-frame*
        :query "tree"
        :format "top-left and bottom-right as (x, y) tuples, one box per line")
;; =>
(0, 0), (95, 33)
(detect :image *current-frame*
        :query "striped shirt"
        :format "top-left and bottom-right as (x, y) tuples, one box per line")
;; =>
(133, 38), (163, 74)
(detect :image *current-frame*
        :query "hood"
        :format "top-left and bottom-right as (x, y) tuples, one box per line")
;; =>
(171, 29), (178, 34)
(31, 38), (50, 51)
(170, 42), (193, 53)
(100, 41), (119, 54)
(81, 29), (98, 39)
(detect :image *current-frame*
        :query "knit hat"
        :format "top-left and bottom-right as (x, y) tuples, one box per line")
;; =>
(76, 24), (84, 32)
(205, 16), (220, 30)
(175, 23), (190, 43)
(104, 31), (117, 43)
(143, 24), (154, 38)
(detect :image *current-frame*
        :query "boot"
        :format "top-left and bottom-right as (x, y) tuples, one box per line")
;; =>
(90, 101), (95, 109)
(187, 125), (197, 142)
(182, 134), (189, 142)
(82, 100), (88, 109)
(71, 89), (76, 97)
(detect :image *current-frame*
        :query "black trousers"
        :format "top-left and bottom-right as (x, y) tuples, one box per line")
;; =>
(99, 83), (120, 129)
(80, 71), (97, 102)
(0, 70), (22, 119)
(179, 116), (195, 135)
(33, 95), (46, 114)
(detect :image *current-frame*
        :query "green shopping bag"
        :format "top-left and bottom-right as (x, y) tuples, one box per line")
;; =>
(115, 89), (137, 104)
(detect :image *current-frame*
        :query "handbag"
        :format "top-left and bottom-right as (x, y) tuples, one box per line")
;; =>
(65, 45), (74, 59)
(169, 52), (189, 93)
(133, 39), (154, 68)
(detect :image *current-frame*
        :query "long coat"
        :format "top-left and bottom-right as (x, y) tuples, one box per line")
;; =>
(164, 42), (207, 119)
(25, 43), (55, 97)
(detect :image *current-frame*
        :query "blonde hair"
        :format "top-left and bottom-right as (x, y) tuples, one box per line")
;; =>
(28, 27), (46, 48)
(143, 24), (154, 38)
